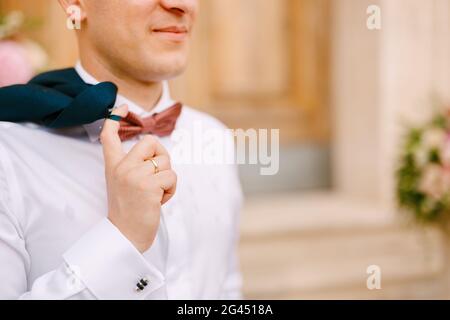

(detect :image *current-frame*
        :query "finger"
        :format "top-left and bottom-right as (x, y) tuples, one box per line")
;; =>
(100, 105), (129, 170)
(154, 170), (177, 205)
(123, 134), (169, 166)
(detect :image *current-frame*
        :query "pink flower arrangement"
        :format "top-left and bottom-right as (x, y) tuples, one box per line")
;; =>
(0, 11), (48, 87)
(397, 105), (450, 222)
(0, 40), (34, 86)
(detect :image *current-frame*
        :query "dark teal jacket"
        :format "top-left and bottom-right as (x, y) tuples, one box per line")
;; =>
(0, 68), (117, 128)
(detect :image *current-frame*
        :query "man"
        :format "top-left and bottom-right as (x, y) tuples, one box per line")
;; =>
(0, 0), (242, 299)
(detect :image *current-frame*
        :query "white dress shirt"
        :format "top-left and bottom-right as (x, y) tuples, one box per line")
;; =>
(0, 64), (243, 300)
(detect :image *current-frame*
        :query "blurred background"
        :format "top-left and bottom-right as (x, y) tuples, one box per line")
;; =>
(0, 0), (449, 299)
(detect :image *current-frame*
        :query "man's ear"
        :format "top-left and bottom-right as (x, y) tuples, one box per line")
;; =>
(58, 0), (87, 22)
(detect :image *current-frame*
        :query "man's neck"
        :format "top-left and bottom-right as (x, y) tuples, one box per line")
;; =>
(79, 56), (163, 113)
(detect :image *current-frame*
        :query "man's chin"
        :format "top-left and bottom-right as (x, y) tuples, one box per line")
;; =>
(136, 66), (186, 83)
(140, 58), (188, 81)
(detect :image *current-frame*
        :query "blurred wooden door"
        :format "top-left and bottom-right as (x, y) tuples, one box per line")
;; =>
(1, 0), (330, 145)
(173, 0), (331, 144)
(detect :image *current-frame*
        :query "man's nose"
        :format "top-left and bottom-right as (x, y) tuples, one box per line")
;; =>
(160, 0), (197, 15)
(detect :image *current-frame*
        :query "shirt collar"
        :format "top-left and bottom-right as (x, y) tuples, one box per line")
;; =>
(75, 62), (175, 143)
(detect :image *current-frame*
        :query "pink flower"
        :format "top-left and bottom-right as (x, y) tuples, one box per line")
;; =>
(0, 40), (33, 87)
(441, 135), (450, 166)
(422, 128), (446, 150)
(419, 164), (450, 200)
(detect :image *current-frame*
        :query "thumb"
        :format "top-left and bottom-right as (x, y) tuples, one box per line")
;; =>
(100, 104), (129, 171)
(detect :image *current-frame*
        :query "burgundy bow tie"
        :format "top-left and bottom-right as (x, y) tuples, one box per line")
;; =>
(118, 102), (183, 141)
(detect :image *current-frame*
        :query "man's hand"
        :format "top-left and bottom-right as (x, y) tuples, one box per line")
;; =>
(100, 105), (177, 253)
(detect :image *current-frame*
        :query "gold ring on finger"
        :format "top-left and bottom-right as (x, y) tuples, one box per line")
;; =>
(148, 158), (159, 174)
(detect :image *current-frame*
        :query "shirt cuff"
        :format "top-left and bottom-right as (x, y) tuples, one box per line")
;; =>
(63, 217), (165, 300)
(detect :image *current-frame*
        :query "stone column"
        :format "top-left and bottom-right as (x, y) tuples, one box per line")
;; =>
(379, 0), (450, 209)
(332, 0), (450, 208)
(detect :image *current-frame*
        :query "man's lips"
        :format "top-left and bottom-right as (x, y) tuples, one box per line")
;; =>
(153, 26), (188, 33)
(152, 26), (189, 42)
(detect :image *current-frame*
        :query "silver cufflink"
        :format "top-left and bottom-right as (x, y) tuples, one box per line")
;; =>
(135, 277), (149, 293)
